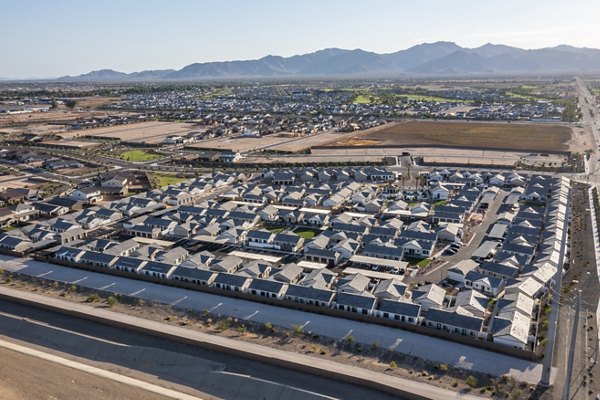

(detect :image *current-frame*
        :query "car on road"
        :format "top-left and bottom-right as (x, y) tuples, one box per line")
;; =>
(444, 248), (458, 256)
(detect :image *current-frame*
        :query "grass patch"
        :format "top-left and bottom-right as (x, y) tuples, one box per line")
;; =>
(404, 257), (432, 268)
(264, 225), (285, 234)
(1, 226), (17, 232)
(353, 94), (380, 104)
(293, 227), (322, 239)
(148, 173), (187, 188)
(120, 149), (161, 162)
(431, 200), (448, 210)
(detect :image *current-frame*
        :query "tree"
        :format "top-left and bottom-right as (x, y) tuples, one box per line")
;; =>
(65, 99), (77, 109)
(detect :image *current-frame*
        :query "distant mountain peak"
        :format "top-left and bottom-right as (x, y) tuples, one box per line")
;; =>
(56, 42), (600, 81)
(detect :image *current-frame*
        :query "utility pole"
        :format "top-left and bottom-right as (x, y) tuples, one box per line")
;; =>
(563, 290), (581, 400)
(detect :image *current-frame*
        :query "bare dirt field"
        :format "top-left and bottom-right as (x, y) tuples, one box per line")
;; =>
(188, 135), (291, 153)
(327, 121), (573, 152)
(0, 175), (39, 190)
(77, 121), (196, 144)
(0, 123), (67, 136)
(0, 347), (171, 400)
(75, 96), (121, 109)
(267, 131), (355, 153)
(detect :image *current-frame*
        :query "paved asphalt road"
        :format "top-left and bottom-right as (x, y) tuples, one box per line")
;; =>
(0, 255), (551, 385)
(0, 298), (400, 400)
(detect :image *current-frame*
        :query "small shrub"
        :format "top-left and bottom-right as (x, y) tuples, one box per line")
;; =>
(216, 319), (231, 331)
(439, 363), (449, 372)
(465, 375), (478, 388)
(292, 324), (303, 335)
(136, 298), (145, 307)
(309, 344), (319, 353)
(86, 293), (101, 303)
(264, 321), (273, 331)
(345, 335), (354, 344)
(452, 382), (458, 388)
(69, 284), (77, 293)
(107, 296), (118, 307)
(389, 360), (397, 369)
(237, 326), (247, 336)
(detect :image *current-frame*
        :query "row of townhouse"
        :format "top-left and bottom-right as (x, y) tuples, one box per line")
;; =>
(428, 169), (528, 188)
(444, 176), (570, 350)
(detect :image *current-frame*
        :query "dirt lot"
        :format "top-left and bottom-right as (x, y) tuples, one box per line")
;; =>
(74, 96), (121, 109)
(327, 121), (573, 153)
(0, 347), (171, 400)
(188, 134), (291, 153)
(267, 131), (356, 153)
(76, 121), (197, 144)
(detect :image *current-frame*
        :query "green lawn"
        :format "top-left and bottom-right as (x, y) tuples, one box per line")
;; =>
(1, 225), (17, 232)
(149, 173), (187, 188)
(353, 94), (380, 104)
(404, 257), (432, 269)
(264, 225), (285, 234)
(293, 227), (322, 239)
(431, 200), (448, 210)
(120, 149), (161, 162)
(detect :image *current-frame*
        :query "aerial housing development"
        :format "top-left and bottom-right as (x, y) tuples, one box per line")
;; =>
(2, 5), (600, 398)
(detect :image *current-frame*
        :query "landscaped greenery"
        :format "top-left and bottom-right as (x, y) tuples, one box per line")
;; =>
(353, 94), (379, 104)
(404, 257), (432, 269)
(264, 225), (285, 234)
(293, 227), (322, 239)
(148, 173), (187, 188)
(1, 226), (17, 232)
(431, 200), (448, 210)
(120, 149), (161, 162)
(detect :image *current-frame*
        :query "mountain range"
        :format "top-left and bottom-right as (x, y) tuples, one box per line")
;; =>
(59, 41), (600, 81)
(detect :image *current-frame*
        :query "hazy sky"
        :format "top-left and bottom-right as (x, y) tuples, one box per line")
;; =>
(2, 0), (600, 78)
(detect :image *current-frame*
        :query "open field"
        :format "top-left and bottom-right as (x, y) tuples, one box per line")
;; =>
(74, 96), (121, 108)
(326, 121), (572, 152)
(120, 149), (161, 162)
(77, 121), (195, 144)
(0, 175), (40, 190)
(187, 135), (290, 153)
(268, 131), (357, 153)
(147, 173), (187, 188)
(0, 123), (67, 136)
